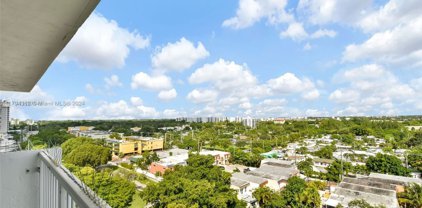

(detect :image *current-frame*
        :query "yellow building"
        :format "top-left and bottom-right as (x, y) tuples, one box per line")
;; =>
(113, 136), (164, 156)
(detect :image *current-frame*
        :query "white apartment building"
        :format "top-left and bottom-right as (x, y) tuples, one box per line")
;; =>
(0, 101), (10, 135)
(242, 117), (257, 128)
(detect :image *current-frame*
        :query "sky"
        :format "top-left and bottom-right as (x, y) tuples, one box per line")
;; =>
(1, 0), (422, 120)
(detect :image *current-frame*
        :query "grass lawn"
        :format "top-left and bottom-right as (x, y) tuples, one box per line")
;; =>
(130, 192), (146, 208)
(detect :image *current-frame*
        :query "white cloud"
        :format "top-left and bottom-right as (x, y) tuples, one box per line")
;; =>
(49, 106), (87, 120)
(131, 72), (172, 91)
(152, 38), (209, 72)
(189, 59), (257, 92)
(280, 22), (308, 41)
(104, 75), (123, 88)
(302, 89), (320, 100)
(305, 109), (328, 117)
(187, 89), (218, 104)
(329, 89), (360, 103)
(358, 0), (422, 33)
(158, 89), (177, 101)
(411, 77), (422, 90)
(58, 13), (150, 69)
(280, 23), (337, 41)
(163, 109), (185, 118)
(331, 64), (417, 115)
(259, 98), (287, 106)
(310, 29), (337, 39)
(130, 97), (143, 106)
(95, 100), (158, 119)
(85, 84), (95, 94)
(297, 0), (371, 25)
(343, 17), (422, 67)
(48, 97), (89, 120)
(0, 85), (52, 103)
(267, 72), (317, 94)
(239, 101), (252, 109)
(223, 0), (293, 29)
(303, 42), (312, 50)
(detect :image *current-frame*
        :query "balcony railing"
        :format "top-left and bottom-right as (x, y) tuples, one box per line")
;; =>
(0, 149), (111, 208)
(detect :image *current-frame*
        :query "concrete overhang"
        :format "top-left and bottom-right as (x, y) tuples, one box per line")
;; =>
(0, 0), (100, 92)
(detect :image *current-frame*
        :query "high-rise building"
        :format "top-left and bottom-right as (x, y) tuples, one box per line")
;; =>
(242, 116), (257, 129)
(0, 100), (10, 135)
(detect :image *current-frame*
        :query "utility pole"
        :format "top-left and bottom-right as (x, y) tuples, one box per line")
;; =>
(340, 149), (343, 182)
(250, 136), (253, 153)
(163, 132), (167, 151)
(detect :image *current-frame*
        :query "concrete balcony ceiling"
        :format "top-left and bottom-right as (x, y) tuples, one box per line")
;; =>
(0, 0), (100, 92)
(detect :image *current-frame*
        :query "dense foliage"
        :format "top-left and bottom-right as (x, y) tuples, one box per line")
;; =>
(397, 183), (422, 208)
(136, 151), (160, 170)
(66, 165), (136, 208)
(408, 146), (422, 172)
(313, 145), (336, 159)
(366, 153), (410, 176)
(252, 176), (321, 208)
(348, 199), (386, 208)
(141, 154), (245, 207)
(62, 137), (111, 167)
(20, 127), (73, 149)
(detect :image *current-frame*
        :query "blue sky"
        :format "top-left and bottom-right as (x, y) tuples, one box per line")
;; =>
(2, 0), (422, 120)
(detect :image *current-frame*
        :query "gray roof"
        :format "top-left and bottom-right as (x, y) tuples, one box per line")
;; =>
(342, 177), (396, 190)
(327, 175), (403, 208)
(232, 172), (267, 185)
(261, 158), (295, 168)
(330, 187), (399, 208)
(247, 164), (298, 181)
(338, 182), (396, 197)
(369, 173), (422, 185)
(230, 178), (249, 188)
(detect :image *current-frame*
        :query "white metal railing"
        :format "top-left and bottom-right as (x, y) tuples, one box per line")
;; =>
(39, 151), (111, 208)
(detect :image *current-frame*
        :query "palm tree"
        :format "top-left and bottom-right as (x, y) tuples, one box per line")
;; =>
(252, 187), (275, 207)
(398, 183), (422, 208)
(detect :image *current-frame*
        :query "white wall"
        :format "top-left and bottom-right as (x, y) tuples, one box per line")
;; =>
(0, 151), (41, 208)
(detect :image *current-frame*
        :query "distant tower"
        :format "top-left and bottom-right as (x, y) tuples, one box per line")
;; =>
(0, 100), (10, 135)
(242, 116), (257, 129)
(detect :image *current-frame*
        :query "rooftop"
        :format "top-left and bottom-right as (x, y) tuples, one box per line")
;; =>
(369, 173), (422, 185)
(247, 164), (298, 181)
(232, 172), (268, 185)
(230, 178), (250, 188)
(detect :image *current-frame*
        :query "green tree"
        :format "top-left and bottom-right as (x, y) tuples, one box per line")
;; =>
(407, 131), (422, 147)
(68, 166), (136, 208)
(62, 137), (95, 156)
(298, 186), (321, 208)
(348, 199), (386, 208)
(326, 160), (352, 182)
(313, 145), (336, 159)
(397, 183), (422, 208)
(137, 151), (160, 169)
(110, 132), (122, 140)
(282, 176), (307, 206)
(141, 154), (244, 208)
(366, 153), (410, 176)
(407, 146), (422, 172)
(297, 158), (314, 177)
(252, 187), (283, 207)
(62, 137), (111, 167)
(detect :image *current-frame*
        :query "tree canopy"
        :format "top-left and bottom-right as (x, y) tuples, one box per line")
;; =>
(252, 176), (321, 208)
(366, 153), (410, 176)
(66, 165), (136, 208)
(62, 137), (111, 167)
(140, 154), (245, 208)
